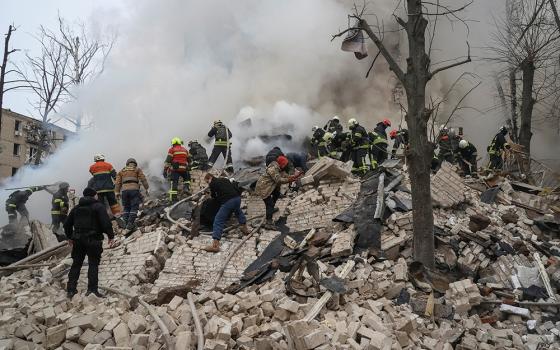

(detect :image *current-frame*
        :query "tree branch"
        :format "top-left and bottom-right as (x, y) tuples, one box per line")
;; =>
(429, 42), (471, 79)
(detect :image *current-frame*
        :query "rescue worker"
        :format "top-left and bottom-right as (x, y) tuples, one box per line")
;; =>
(323, 132), (338, 159)
(369, 119), (391, 168)
(332, 131), (351, 161)
(89, 154), (120, 216)
(207, 120), (233, 171)
(5, 186), (44, 225)
(188, 140), (210, 170)
(457, 139), (478, 176)
(51, 182), (70, 238)
(115, 158), (149, 232)
(164, 137), (190, 202)
(65, 187), (115, 298)
(449, 128), (462, 160)
(348, 118), (370, 175)
(488, 126), (510, 170)
(310, 126), (327, 158)
(437, 126), (455, 164)
(390, 128), (409, 158)
(255, 155), (300, 229)
(265, 146), (285, 166)
(323, 116), (343, 134)
(286, 152), (308, 173)
(202, 173), (249, 253)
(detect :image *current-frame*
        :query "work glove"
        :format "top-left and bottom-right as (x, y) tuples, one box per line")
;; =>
(162, 169), (168, 179)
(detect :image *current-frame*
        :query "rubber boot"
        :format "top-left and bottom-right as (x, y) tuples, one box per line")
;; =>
(203, 239), (220, 253)
(263, 219), (276, 230)
(239, 224), (250, 235)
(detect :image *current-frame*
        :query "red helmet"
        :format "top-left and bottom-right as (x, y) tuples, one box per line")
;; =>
(383, 119), (392, 127)
(389, 130), (397, 139)
(277, 155), (289, 169)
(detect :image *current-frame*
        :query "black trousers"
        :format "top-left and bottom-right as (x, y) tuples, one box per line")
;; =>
(208, 146), (233, 167)
(263, 187), (281, 221)
(459, 156), (477, 175)
(121, 190), (142, 228)
(489, 154), (503, 170)
(67, 238), (103, 293)
(6, 205), (28, 224)
(169, 171), (190, 202)
(51, 215), (67, 240)
(370, 144), (388, 168)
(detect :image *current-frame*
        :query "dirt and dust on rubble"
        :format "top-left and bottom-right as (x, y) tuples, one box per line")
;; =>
(0, 155), (560, 350)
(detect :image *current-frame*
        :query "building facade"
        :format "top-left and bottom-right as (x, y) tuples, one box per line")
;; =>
(0, 109), (71, 181)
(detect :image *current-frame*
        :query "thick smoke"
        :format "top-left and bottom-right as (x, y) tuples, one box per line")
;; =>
(0, 0), (400, 224)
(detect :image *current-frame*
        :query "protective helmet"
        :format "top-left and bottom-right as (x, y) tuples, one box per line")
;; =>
(214, 120), (223, 126)
(188, 140), (197, 147)
(171, 137), (182, 145)
(332, 116), (340, 121)
(382, 118), (391, 127)
(126, 158), (137, 166)
(499, 126), (508, 134)
(59, 182), (70, 189)
(459, 140), (469, 149)
(312, 126), (319, 132)
(94, 154), (105, 162)
(323, 132), (334, 141)
(439, 124), (447, 131)
(348, 118), (358, 127)
(389, 130), (398, 139)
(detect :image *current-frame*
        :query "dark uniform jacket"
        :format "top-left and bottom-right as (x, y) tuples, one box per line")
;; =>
(459, 142), (478, 160)
(208, 125), (232, 146)
(209, 177), (240, 205)
(311, 129), (326, 145)
(64, 196), (114, 241)
(349, 125), (369, 148)
(6, 188), (38, 206)
(324, 120), (343, 134)
(189, 142), (209, 166)
(265, 147), (284, 166)
(89, 161), (117, 193)
(488, 132), (507, 154)
(392, 129), (409, 153)
(51, 189), (69, 216)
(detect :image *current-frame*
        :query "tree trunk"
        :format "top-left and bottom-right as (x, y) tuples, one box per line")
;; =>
(519, 58), (535, 157)
(509, 69), (519, 143)
(405, 1), (435, 268)
(0, 25), (15, 134)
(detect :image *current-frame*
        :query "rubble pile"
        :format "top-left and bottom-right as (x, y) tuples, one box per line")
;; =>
(1, 160), (560, 350)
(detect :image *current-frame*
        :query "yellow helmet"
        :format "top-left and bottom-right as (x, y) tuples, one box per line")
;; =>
(323, 132), (334, 141)
(171, 137), (182, 145)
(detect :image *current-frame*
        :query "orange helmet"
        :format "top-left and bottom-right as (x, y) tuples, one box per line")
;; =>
(389, 130), (397, 139)
(383, 119), (391, 127)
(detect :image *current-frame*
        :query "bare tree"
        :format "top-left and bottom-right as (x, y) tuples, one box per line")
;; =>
(42, 15), (115, 131)
(1, 25), (26, 132)
(491, 0), (560, 159)
(334, 1), (472, 268)
(15, 29), (70, 165)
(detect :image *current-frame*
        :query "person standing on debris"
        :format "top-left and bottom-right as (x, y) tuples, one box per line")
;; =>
(64, 187), (115, 298)
(89, 154), (121, 216)
(390, 128), (409, 158)
(323, 116), (343, 134)
(348, 118), (370, 175)
(323, 132), (338, 159)
(202, 173), (249, 253)
(458, 140), (478, 177)
(369, 119), (391, 168)
(5, 186), (45, 225)
(332, 131), (351, 161)
(164, 137), (190, 202)
(255, 155), (301, 229)
(188, 140), (210, 170)
(51, 182), (70, 238)
(310, 126), (327, 158)
(437, 126), (455, 164)
(207, 120), (233, 171)
(488, 126), (510, 170)
(115, 158), (149, 232)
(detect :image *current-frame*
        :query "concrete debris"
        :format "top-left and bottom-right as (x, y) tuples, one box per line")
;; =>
(0, 166), (560, 350)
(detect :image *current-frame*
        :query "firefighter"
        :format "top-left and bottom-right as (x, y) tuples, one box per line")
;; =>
(369, 119), (391, 168)
(332, 131), (351, 161)
(207, 120), (233, 171)
(390, 128), (409, 158)
(348, 118), (370, 175)
(458, 139), (478, 176)
(164, 137), (190, 202)
(323, 132), (338, 159)
(51, 182), (70, 238)
(65, 187), (115, 298)
(323, 115), (343, 134)
(188, 140), (210, 170)
(5, 186), (44, 225)
(115, 158), (149, 232)
(437, 125), (455, 164)
(488, 126), (510, 170)
(310, 126), (327, 158)
(89, 154), (120, 216)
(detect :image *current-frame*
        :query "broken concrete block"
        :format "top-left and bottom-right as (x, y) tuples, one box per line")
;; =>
(44, 324), (67, 350)
(302, 329), (328, 349)
(66, 327), (83, 342)
(167, 296), (184, 311)
(331, 227), (357, 257)
(67, 314), (97, 330)
(127, 314), (147, 334)
(78, 329), (97, 346)
(278, 299), (300, 314)
(175, 331), (192, 350)
(131, 334), (150, 347)
(113, 322), (131, 347)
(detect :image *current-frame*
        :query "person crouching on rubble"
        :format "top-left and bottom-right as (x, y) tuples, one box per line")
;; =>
(255, 155), (301, 230)
(203, 173), (249, 253)
(64, 188), (116, 299)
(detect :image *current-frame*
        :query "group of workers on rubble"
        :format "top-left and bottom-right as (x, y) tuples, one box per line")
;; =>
(311, 116), (512, 178)
(2, 115), (514, 298)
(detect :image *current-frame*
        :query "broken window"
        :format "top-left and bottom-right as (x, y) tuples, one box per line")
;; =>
(12, 143), (21, 156)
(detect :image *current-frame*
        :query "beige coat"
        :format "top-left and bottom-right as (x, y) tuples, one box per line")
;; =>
(254, 161), (290, 199)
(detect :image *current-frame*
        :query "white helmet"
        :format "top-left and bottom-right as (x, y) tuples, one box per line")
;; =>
(94, 154), (105, 162)
(332, 115), (340, 121)
(323, 132), (334, 141)
(312, 126), (319, 132)
(348, 118), (358, 127)
(459, 140), (469, 149)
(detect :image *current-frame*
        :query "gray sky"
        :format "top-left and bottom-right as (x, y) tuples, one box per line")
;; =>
(0, 0), (127, 116)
